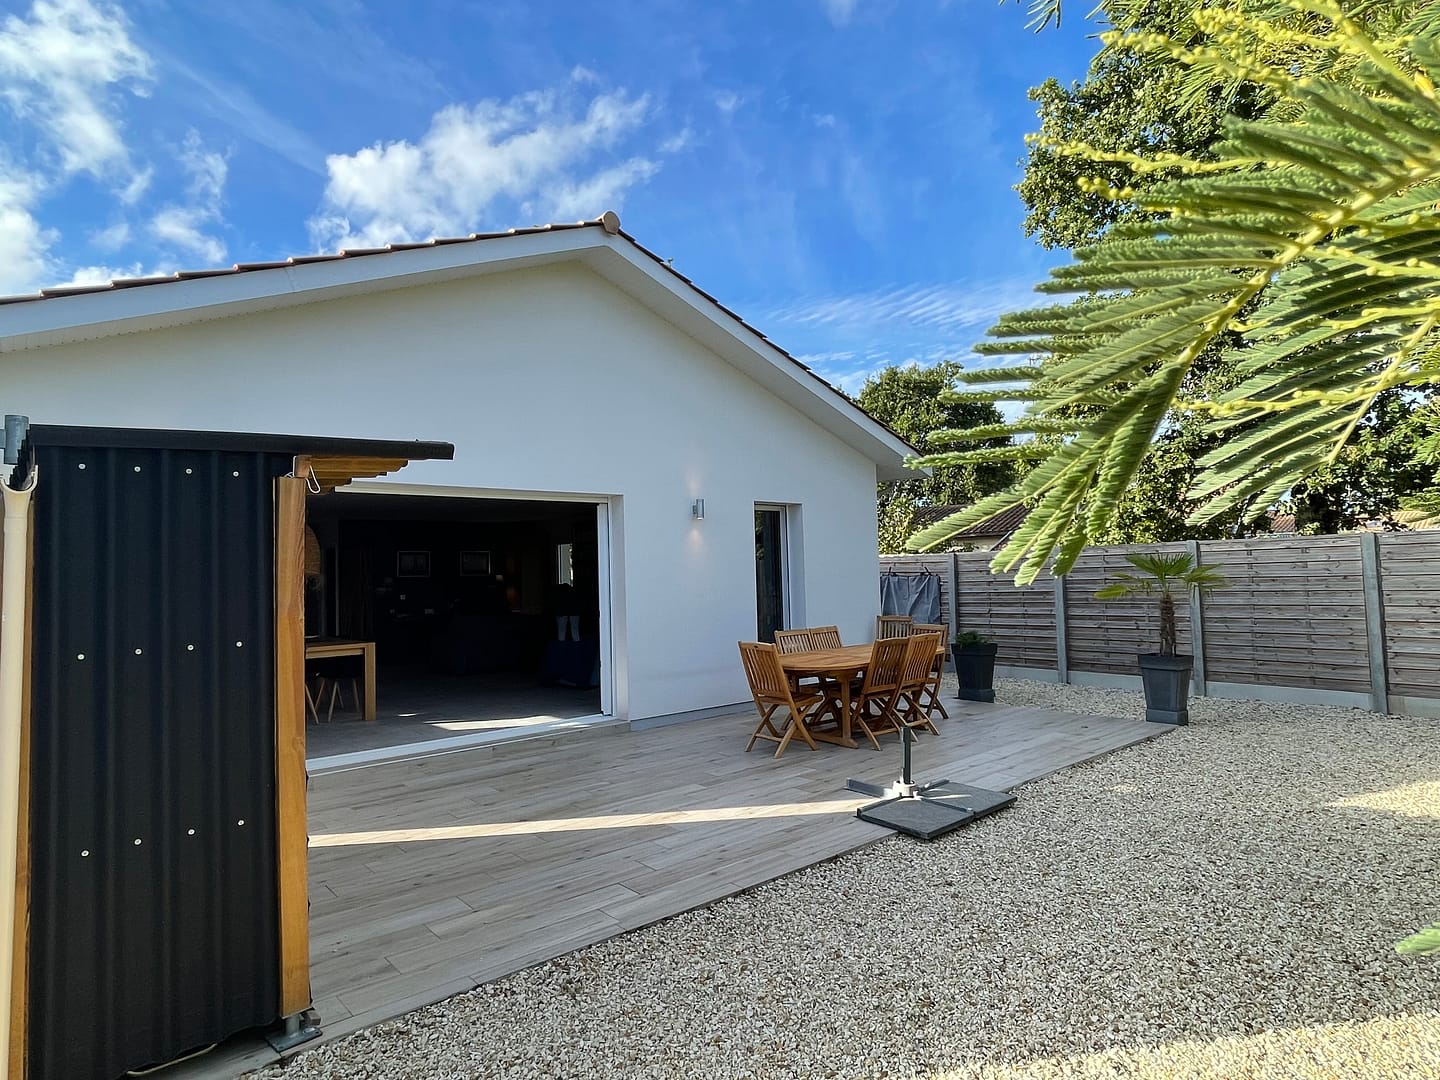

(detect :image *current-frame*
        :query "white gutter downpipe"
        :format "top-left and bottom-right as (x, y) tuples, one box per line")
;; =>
(0, 461), (35, 1080)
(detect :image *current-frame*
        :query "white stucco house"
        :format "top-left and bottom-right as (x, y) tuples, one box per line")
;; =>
(0, 211), (915, 753)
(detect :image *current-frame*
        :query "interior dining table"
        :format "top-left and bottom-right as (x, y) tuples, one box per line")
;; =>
(304, 636), (377, 722)
(777, 642), (875, 750)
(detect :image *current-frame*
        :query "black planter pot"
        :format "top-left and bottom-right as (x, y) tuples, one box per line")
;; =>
(952, 642), (998, 702)
(1137, 653), (1194, 724)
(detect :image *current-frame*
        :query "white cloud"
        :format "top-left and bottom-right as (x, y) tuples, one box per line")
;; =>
(821, 0), (858, 26)
(146, 130), (228, 264)
(89, 220), (130, 249)
(660, 127), (694, 154)
(771, 279), (1042, 336)
(180, 129), (226, 204)
(150, 206), (225, 263)
(310, 86), (663, 250)
(0, 164), (54, 295)
(714, 90), (742, 115)
(0, 0), (152, 185)
(117, 164), (151, 204)
(60, 260), (155, 286)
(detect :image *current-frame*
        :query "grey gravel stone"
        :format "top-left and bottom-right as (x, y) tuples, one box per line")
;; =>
(255, 680), (1440, 1079)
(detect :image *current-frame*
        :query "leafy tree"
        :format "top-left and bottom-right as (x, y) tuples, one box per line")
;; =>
(909, 1), (1440, 584)
(1014, 0), (1438, 543)
(856, 362), (1015, 552)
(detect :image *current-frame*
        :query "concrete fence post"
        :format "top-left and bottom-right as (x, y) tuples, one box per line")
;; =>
(1053, 571), (1069, 683)
(1187, 539), (1208, 698)
(945, 552), (959, 641)
(1359, 531), (1390, 714)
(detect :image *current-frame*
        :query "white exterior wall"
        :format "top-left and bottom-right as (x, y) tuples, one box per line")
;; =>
(0, 263), (880, 720)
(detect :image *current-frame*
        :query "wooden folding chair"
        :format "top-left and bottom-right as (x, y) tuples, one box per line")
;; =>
(876, 615), (913, 640)
(895, 632), (943, 736)
(912, 623), (951, 722)
(844, 636), (910, 748)
(773, 628), (817, 654)
(739, 641), (828, 758)
(808, 625), (842, 648)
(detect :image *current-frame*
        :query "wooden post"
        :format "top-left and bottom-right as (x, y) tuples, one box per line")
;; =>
(1187, 539), (1208, 697)
(1359, 532), (1390, 714)
(1053, 571), (1069, 683)
(6, 496), (33, 1080)
(274, 469), (310, 1019)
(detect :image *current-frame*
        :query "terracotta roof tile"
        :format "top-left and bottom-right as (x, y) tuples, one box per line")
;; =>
(0, 212), (922, 459)
(911, 503), (1029, 539)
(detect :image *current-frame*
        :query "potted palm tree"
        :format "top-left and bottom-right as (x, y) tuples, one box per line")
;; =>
(1095, 552), (1227, 725)
(951, 630), (998, 703)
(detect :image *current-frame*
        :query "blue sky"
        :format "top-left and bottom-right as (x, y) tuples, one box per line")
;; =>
(0, 0), (1101, 393)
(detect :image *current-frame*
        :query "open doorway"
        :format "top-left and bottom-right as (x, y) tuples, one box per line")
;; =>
(302, 489), (606, 763)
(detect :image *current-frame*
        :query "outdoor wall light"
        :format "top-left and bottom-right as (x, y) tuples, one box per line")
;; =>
(692, 498), (706, 520)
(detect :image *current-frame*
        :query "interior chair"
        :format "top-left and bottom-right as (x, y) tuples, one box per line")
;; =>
(845, 635), (910, 749)
(895, 632), (944, 736)
(304, 666), (327, 725)
(911, 623), (951, 722)
(876, 615), (913, 640)
(317, 655), (365, 723)
(739, 641), (829, 759)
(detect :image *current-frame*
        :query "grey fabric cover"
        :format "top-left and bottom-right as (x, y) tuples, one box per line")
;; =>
(880, 572), (942, 626)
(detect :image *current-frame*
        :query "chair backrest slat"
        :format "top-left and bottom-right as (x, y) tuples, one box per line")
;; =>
(863, 636), (909, 694)
(773, 628), (815, 655)
(876, 615), (913, 640)
(739, 641), (792, 702)
(913, 624), (948, 665)
(902, 632), (942, 690)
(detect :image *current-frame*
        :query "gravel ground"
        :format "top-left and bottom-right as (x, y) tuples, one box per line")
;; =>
(258, 681), (1440, 1079)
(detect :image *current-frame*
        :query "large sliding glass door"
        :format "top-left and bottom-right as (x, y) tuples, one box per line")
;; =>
(755, 506), (787, 642)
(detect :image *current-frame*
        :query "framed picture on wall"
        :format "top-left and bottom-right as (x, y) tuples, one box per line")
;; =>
(460, 550), (491, 577)
(397, 550), (431, 578)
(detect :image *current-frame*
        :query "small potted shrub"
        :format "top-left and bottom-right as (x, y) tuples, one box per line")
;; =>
(952, 630), (997, 703)
(1094, 552), (1227, 725)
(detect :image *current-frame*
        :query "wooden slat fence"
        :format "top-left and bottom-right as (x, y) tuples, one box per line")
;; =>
(881, 531), (1440, 717)
(1379, 531), (1440, 701)
(1200, 536), (1371, 694)
(951, 551), (1057, 669)
(1063, 544), (1191, 676)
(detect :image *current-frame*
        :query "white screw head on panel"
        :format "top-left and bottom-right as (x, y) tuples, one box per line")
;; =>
(232, 470), (240, 477)
(80, 849), (90, 857)
(185, 468), (193, 475)
(76, 653), (85, 661)
(237, 819), (245, 826)
(133, 838), (142, 846)
(186, 644), (195, 651)
(187, 829), (196, 836)
(133, 465), (141, 473)
(134, 648), (142, 655)
(77, 463), (86, 470)
(235, 640), (244, 648)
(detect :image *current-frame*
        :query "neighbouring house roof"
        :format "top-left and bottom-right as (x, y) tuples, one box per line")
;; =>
(0, 211), (919, 481)
(911, 503), (1030, 541)
(1268, 512), (1298, 534)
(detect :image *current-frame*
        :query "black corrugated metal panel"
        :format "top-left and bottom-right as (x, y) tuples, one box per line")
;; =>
(27, 442), (291, 1080)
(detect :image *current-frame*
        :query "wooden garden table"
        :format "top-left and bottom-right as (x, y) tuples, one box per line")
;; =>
(778, 643), (874, 750)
